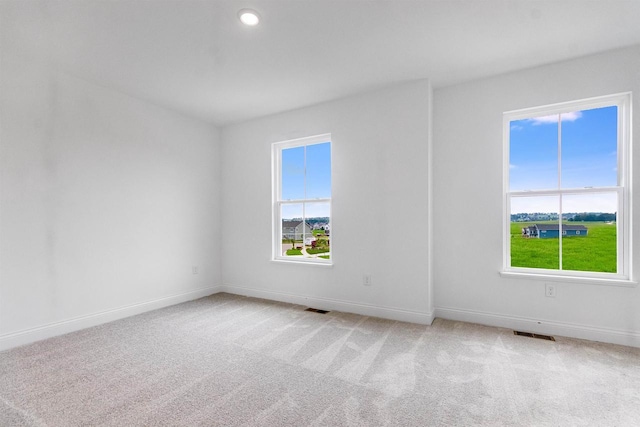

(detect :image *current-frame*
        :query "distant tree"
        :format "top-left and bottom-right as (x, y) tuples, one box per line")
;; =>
(570, 213), (616, 222)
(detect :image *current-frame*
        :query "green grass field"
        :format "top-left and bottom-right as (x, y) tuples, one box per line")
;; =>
(510, 221), (616, 273)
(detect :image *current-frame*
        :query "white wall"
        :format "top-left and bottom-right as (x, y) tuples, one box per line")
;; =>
(0, 14), (221, 349)
(220, 81), (433, 323)
(433, 45), (640, 347)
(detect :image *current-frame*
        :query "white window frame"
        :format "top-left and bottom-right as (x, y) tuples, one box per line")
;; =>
(272, 134), (332, 265)
(502, 93), (633, 285)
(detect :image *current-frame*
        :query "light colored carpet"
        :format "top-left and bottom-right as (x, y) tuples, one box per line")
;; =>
(1, 293), (639, 426)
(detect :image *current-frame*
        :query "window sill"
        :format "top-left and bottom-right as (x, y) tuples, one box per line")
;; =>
(499, 270), (637, 287)
(271, 259), (334, 267)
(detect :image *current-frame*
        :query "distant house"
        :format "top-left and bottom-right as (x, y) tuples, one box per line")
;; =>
(311, 223), (330, 235)
(523, 224), (588, 239)
(282, 220), (313, 240)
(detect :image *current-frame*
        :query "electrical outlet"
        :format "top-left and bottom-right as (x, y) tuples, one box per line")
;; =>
(363, 274), (372, 286)
(192, 266), (199, 275)
(545, 283), (556, 298)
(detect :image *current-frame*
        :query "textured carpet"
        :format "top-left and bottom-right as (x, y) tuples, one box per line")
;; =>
(1, 293), (639, 426)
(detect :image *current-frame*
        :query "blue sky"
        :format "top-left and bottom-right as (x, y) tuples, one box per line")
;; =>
(281, 142), (331, 219)
(510, 106), (618, 214)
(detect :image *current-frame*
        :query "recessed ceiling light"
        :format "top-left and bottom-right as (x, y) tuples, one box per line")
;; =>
(238, 9), (260, 26)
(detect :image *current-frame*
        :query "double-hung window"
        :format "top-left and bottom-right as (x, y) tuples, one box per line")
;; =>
(503, 93), (632, 282)
(272, 134), (332, 264)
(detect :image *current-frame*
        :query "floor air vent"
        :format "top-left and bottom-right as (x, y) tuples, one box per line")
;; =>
(514, 331), (555, 341)
(305, 308), (330, 314)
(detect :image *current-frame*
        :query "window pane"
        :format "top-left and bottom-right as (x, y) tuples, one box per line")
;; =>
(304, 201), (330, 260)
(281, 146), (305, 200)
(561, 106), (618, 189)
(561, 193), (617, 273)
(305, 142), (331, 199)
(281, 203), (304, 257)
(510, 116), (558, 191)
(510, 196), (559, 269)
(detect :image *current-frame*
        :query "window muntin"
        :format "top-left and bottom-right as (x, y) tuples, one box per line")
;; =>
(273, 134), (331, 263)
(504, 94), (631, 281)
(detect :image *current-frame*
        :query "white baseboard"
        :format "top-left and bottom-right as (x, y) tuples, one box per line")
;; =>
(0, 285), (222, 352)
(435, 306), (640, 348)
(221, 283), (434, 325)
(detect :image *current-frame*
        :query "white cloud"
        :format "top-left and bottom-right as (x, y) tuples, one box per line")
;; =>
(528, 111), (583, 125)
(510, 124), (523, 131)
(509, 164), (517, 169)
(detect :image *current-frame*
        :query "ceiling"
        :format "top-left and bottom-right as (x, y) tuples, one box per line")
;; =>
(3, 0), (640, 126)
